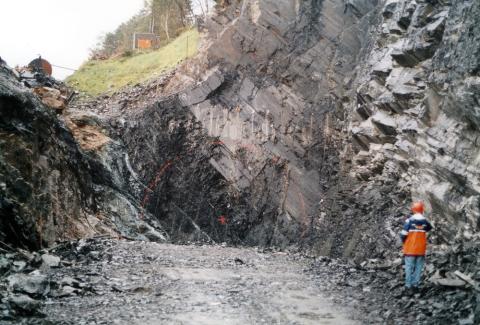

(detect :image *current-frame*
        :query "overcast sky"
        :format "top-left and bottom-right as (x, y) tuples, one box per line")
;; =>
(0, 0), (146, 80)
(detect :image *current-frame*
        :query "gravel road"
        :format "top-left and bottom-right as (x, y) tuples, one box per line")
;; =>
(39, 240), (358, 324)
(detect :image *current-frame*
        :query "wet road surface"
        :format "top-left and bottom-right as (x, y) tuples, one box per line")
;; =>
(41, 240), (358, 324)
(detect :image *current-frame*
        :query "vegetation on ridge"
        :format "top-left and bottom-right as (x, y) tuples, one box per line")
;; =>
(66, 29), (199, 96)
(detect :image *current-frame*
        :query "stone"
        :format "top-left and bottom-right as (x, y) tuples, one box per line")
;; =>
(425, 15), (446, 42)
(431, 277), (466, 288)
(41, 254), (61, 268)
(371, 111), (397, 136)
(0, 256), (11, 273)
(454, 271), (480, 291)
(458, 316), (475, 325)
(234, 258), (245, 265)
(397, 1), (416, 29)
(7, 273), (49, 296)
(7, 294), (41, 316)
(137, 223), (168, 242)
(382, 0), (399, 19)
(179, 70), (224, 107)
(33, 86), (67, 112)
(12, 261), (27, 272)
(60, 276), (80, 287)
(60, 286), (77, 297)
(386, 68), (423, 100)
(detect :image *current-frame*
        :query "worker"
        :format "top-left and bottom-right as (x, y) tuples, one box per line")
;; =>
(400, 201), (433, 293)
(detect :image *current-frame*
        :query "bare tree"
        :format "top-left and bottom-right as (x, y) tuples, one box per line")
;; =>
(160, 9), (171, 40)
(151, 0), (192, 40)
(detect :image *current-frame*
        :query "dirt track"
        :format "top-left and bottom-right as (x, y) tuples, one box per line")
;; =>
(38, 240), (357, 324)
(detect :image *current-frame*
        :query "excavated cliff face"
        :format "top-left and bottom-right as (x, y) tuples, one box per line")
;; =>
(350, 0), (480, 244)
(106, 91), (261, 245)
(177, 0), (403, 256)
(174, 0), (480, 258)
(0, 69), (167, 249)
(1, 0), (479, 262)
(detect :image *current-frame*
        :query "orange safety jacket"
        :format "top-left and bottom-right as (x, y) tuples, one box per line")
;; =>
(400, 213), (433, 256)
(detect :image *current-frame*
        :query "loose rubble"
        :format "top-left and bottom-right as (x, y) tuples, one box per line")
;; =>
(0, 238), (359, 324)
(307, 234), (480, 324)
(68, 70), (177, 116)
(1, 235), (478, 324)
(13, 62), (74, 113)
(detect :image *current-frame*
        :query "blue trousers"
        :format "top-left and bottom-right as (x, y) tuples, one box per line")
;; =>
(404, 255), (425, 288)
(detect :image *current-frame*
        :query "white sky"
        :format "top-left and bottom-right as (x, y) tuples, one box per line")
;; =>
(0, 0), (145, 80)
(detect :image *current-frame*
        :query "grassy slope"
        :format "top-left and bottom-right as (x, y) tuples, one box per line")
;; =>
(67, 29), (199, 95)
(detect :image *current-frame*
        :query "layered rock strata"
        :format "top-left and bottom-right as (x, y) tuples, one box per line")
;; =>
(174, 0), (480, 258)
(350, 0), (480, 245)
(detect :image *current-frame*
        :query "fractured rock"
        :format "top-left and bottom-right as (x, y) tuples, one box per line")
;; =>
(371, 111), (397, 136)
(7, 294), (41, 316)
(7, 272), (49, 297)
(179, 70), (224, 107)
(41, 254), (61, 268)
(33, 86), (67, 112)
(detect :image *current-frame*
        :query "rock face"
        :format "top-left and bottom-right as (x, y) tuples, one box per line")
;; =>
(174, 0), (406, 255)
(169, 0), (480, 258)
(174, 0), (385, 252)
(110, 92), (261, 244)
(1, 0), (479, 263)
(0, 68), (167, 249)
(350, 0), (480, 246)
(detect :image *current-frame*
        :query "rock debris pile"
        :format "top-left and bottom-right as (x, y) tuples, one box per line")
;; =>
(1, 248), (63, 318)
(1, 60), (73, 113)
(308, 235), (480, 324)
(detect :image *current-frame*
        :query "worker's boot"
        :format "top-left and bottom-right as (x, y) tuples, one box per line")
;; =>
(412, 286), (424, 295)
(397, 287), (414, 297)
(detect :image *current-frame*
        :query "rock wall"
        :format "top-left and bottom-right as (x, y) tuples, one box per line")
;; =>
(112, 93), (261, 244)
(1, 0), (479, 260)
(350, 0), (480, 245)
(176, 0), (392, 254)
(0, 69), (167, 249)
(175, 0), (480, 258)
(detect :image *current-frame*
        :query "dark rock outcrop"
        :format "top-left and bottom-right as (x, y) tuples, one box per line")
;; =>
(1, 0), (479, 264)
(168, 0), (480, 260)
(350, 0), (480, 248)
(0, 69), (167, 249)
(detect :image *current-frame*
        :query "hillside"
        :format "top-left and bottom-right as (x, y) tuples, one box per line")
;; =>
(66, 29), (199, 95)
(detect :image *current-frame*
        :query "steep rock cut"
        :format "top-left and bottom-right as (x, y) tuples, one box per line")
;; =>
(172, 0), (480, 259)
(109, 91), (261, 244)
(176, 0), (405, 256)
(0, 70), (167, 249)
(350, 0), (480, 245)
(1, 0), (479, 263)
(66, 74), (265, 245)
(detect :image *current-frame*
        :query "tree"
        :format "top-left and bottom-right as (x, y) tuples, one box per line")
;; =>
(91, 0), (193, 58)
(150, 0), (192, 40)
